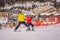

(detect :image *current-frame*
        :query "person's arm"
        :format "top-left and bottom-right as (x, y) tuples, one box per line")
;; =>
(23, 15), (26, 19)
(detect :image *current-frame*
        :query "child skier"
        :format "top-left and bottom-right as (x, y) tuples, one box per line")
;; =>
(26, 14), (34, 31)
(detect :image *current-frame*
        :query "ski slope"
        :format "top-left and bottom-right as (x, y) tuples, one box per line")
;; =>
(0, 24), (60, 40)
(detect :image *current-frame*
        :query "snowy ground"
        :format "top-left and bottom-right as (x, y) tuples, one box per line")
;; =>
(0, 24), (60, 40)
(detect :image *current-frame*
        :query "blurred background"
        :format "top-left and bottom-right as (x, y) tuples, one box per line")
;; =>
(0, 0), (60, 29)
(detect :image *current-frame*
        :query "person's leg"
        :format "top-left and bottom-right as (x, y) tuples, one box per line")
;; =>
(22, 22), (27, 27)
(27, 23), (30, 31)
(22, 22), (30, 31)
(30, 23), (34, 31)
(14, 22), (21, 31)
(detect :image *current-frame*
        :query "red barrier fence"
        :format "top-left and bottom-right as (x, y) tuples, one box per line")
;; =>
(33, 16), (60, 26)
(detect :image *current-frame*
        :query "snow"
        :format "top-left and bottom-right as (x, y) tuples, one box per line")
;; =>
(40, 13), (51, 16)
(0, 24), (60, 40)
(56, 0), (60, 2)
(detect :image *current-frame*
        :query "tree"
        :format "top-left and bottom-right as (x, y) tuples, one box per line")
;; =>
(0, 0), (5, 7)
(54, 0), (57, 7)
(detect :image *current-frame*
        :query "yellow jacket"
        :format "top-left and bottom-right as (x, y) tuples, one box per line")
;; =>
(17, 13), (26, 22)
